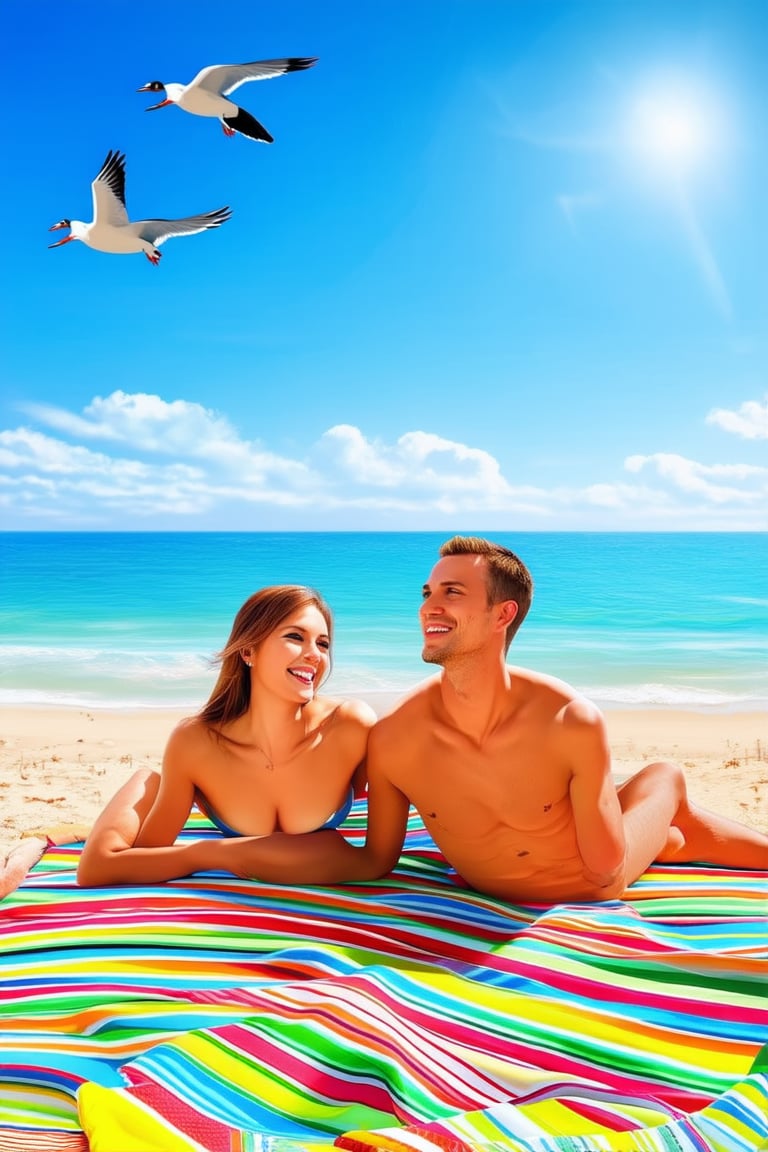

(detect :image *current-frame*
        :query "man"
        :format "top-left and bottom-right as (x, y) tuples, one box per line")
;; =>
(222, 536), (767, 901)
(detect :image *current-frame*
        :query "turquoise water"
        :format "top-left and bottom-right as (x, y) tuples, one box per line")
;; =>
(1, 532), (766, 711)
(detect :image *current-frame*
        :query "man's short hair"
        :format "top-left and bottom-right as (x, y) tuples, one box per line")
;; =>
(439, 536), (533, 651)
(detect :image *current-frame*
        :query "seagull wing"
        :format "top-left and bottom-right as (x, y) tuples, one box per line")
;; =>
(192, 57), (318, 96)
(91, 150), (128, 228)
(133, 207), (232, 247)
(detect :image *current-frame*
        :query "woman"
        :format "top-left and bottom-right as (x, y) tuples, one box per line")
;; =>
(77, 585), (376, 887)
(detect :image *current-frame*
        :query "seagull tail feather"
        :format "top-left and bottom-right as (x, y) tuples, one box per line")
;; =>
(223, 108), (274, 143)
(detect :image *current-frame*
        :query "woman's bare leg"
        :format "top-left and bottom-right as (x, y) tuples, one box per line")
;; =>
(618, 761), (768, 883)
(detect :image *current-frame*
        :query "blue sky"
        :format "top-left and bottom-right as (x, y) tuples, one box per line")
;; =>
(1, 0), (766, 531)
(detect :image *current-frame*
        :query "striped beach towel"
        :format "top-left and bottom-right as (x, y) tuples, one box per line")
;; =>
(1, 804), (766, 1151)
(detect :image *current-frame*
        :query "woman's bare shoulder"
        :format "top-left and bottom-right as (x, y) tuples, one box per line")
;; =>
(314, 695), (377, 733)
(165, 715), (213, 754)
(337, 696), (378, 727)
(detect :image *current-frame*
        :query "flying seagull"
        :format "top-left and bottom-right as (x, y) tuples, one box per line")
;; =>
(137, 56), (318, 142)
(48, 150), (231, 264)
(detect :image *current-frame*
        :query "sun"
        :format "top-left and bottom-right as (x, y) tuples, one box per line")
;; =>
(623, 75), (727, 185)
(632, 97), (706, 168)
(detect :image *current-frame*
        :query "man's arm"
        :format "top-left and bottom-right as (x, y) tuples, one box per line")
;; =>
(563, 699), (626, 889)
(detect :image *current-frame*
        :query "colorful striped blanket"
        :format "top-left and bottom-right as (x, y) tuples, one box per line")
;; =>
(1, 805), (766, 1152)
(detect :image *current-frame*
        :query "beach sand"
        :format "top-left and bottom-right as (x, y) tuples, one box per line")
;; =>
(1, 702), (766, 859)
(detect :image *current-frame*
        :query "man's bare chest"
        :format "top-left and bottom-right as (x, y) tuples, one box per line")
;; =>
(394, 733), (570, 837)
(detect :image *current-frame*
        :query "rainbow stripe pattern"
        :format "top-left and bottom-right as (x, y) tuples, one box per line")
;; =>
(1, 805), (766, 1151)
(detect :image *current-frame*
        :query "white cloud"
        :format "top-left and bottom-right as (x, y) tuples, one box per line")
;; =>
(23, 391), (238, 453)
(19, 392), (317, 490)
(318, 425), (403, 486)
(321, 425), (513, 495)
(625, 452), (768, 504)
(398, 431), (510, 494)
(706, 395), (768, 440)
(0, 427), (140, 476)
(318, 425), (548, 512)
(0, 413), (317, 522)
(2, 392), (767, 529)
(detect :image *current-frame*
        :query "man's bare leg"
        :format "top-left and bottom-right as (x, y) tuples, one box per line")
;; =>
(618, 761), (768, 883)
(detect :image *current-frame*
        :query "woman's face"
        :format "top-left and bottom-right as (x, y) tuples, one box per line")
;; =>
(249, 604), (331, 702)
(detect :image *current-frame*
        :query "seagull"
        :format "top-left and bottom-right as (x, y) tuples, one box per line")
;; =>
(48, 150), (231, 264)
(137, 56), (318, 142)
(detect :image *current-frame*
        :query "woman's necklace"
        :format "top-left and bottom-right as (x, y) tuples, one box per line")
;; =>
(254, 742), (275, 771)
(250, 724), (311, 771)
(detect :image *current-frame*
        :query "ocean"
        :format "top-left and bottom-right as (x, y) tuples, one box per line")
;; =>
(1, 532), (766, 713)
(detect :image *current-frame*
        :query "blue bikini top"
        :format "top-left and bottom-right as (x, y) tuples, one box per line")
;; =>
(194, 784), (355, 838)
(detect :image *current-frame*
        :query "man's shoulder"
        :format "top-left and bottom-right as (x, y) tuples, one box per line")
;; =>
(558, 693), (606, 740)
(371, 676), (441, 739)
(508, 664), (584, 707)
(507, 665), (605, 732)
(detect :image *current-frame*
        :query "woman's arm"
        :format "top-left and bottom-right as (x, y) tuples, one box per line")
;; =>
(133, 723), (198, 847)
(76, 766), (221, 886)
(77, 722), (211, 887)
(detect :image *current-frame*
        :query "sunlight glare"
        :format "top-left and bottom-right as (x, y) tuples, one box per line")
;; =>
(634, 98), (704, 164)
(624, 76), (726, 185)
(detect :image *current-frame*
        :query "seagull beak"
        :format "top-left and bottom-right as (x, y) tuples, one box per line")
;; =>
(48, 234), (74, 248)
(144, 98), (173, 110)
(136, 83), (173, 109)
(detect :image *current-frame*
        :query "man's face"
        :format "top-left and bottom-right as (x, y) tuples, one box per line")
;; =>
(419, 554), (495, 665)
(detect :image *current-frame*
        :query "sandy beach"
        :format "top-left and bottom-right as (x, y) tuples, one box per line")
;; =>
(1, 701), (766, 858)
